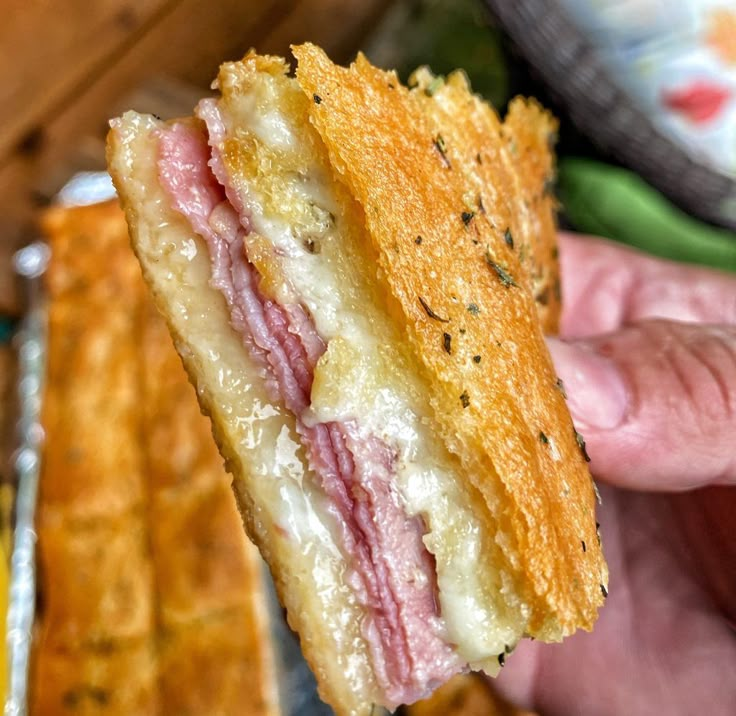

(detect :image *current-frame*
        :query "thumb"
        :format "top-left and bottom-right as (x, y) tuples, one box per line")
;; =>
(547, 320), (736, 490)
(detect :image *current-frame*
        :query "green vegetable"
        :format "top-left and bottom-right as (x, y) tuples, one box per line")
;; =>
(559, 158), (736, 272)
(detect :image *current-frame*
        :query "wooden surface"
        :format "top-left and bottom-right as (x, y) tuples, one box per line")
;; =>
(0, 0), (392, 314)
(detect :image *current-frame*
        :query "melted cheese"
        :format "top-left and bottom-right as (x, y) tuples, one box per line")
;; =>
(217, 69), (524, 670)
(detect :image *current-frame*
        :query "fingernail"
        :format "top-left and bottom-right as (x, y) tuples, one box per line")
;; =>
(546, 337), (628, 430)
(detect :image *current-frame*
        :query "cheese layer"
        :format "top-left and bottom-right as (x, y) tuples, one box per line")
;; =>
(207, 56), (526, 672)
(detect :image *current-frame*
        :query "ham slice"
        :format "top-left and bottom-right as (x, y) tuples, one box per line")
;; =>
(156, 121), (462, 706)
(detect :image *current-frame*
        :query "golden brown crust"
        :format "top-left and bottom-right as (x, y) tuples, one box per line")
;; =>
(293, 43), (606, 637)
(41, 301), (145, 517)
(404, 673), (535, 716)
(406, 70), (561, 333)
(150, 479), (259, 627)
(501, 97), (561, 330)
(42, 203), (144, 307)
(41, 203), (146, 518)
(36, 509), (154, 649)
(30, 641), (158, 715)
(157, 609), (275, 716)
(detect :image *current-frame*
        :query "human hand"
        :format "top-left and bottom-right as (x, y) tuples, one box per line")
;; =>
(496, 233), (736, 715)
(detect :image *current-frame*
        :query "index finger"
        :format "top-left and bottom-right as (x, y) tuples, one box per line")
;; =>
(557, 233), (736, 338)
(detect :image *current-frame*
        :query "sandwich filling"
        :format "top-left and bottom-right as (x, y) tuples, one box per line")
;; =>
(156, 121), (461, 705)
(153, 58), (526, 706)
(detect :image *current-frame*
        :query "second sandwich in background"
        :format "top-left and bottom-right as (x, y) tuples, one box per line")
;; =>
(32, 200), (278, 715)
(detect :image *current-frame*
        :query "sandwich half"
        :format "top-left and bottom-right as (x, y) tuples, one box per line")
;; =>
(107, 44), (607, 715)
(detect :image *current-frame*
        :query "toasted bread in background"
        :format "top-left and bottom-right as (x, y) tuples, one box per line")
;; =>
(37, 510), (154, 650)
(32, 642), (159, 716)
(32, 200), (278, 716)
(402, 674), (535, 716)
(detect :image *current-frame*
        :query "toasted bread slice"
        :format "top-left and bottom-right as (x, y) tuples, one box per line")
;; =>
(294, 43), (605, 641)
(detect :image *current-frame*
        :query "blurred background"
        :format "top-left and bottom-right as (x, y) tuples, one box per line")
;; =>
(4, 0), (736, 318)
(1, 0), (735, 713)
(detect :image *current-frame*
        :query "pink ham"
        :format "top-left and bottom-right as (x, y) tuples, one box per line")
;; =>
(157, 119), (462, 706)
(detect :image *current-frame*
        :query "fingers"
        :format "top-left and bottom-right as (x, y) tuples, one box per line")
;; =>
(557, 233), (736, 337)
(547, 320), (736, 490)
(495, 485), (736, 715)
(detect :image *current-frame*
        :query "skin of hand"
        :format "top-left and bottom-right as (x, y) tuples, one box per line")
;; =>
(496, 233), (736, 715)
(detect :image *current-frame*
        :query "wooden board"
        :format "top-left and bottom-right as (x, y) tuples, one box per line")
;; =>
(0, 0), (392, 315)
(1, 0), (172, 160)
